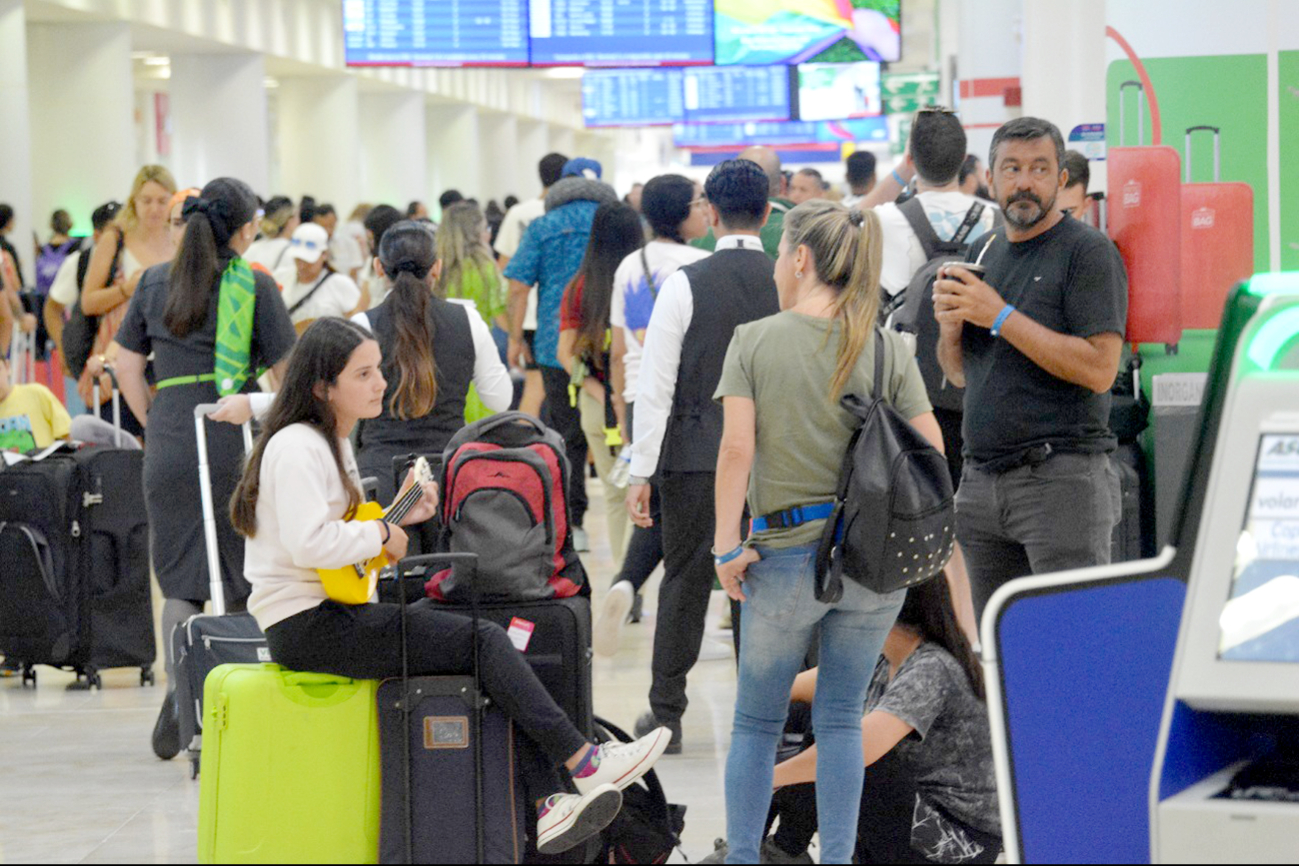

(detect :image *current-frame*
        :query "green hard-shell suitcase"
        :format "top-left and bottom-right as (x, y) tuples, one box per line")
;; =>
(197, 663), (382, 864)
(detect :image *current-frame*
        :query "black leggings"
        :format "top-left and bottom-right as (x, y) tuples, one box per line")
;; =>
(616, 403), (663, 594)
(266, 600), (590, 800)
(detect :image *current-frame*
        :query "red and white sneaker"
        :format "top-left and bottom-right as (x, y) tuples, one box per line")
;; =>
(573, 727), (672, 795)
(536, 784), (622, 855)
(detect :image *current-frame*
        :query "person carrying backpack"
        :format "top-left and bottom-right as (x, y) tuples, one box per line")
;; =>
(712, 200), (943, 865)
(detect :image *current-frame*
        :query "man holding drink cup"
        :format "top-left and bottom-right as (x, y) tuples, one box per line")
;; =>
(933, 117), (1130, 619)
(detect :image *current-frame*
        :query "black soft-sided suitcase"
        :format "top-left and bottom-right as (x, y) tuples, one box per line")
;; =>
(173, 405), (268, 777)
(1110, 443), (1146, 564)
(379, 553), (527, 865)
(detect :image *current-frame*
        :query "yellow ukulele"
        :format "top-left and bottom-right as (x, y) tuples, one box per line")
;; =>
(317, 457), (434, 605)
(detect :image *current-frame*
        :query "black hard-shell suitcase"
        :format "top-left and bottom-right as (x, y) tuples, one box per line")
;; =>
(173, 404), (267, 777)
(379, 553), (527, 865)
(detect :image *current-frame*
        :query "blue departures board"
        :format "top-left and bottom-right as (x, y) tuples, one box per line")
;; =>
(673, 117), (888, 147)
(530, 0), (714, 66)
(343, 0), (530, 67)
(682, 65), (792, 123)
(582, 69), (685, 126)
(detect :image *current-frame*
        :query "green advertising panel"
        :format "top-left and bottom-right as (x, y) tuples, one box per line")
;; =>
(1280, 51), (1299, 271)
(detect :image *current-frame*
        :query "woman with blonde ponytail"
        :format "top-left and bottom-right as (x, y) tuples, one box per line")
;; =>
(711, 201), (946, 864)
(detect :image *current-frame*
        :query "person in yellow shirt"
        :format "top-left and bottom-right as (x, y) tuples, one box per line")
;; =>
(0, 354), (71, 452)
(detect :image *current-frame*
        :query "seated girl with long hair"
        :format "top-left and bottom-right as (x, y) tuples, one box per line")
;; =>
(230, 317), (670, 855)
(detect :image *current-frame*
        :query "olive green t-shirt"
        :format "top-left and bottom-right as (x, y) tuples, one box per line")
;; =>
(714, 314), (932, 548)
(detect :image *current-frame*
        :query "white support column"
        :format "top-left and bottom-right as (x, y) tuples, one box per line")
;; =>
(358, 90), (427, 209)
(478, 111), (518, 205)
(169, 53), (270, 193)
(548, 125), (576, 162)
(956, 0), (1023, 168)
(277, 75), (360, 215)
(25, 18), (134, 248)
(427, 104), (481, 217)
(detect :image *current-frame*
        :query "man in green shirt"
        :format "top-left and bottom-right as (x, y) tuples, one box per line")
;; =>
(691, 145), (793, 260)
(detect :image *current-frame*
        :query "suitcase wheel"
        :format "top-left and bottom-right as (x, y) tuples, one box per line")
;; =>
(67, 669), (102, 691)
(21, 665), (36, 688)
(140, 666), (155, 687)
(189, 753), (200, 780)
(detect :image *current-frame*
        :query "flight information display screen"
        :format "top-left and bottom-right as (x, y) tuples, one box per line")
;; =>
(582, 69), (685, 126)
(343, 0), (530, 67)
(714, 0), (901, 66)
(1219, 433), (1299, 663)
(682, 65), (792, 123)
(795, 62), (882, 121)
(529, 0), (714, 66)
(673, 117), (888, 147)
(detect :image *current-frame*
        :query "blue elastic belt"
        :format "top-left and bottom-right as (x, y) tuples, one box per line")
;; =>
(750, 502), (836, 533)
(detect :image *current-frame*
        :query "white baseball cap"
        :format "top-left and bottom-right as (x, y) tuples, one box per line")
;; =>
(287, 222), (330, 264)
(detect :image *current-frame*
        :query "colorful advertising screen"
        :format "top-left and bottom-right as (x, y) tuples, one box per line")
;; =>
(714, 0), (901, 66)
(530, 0), (714, 66)
(673, 117), (889, 147)
(343, 0), (530, 67)
(795, 61), (883, 121)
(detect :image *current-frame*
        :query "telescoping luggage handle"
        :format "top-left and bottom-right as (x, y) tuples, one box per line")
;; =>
(1118, 80), (1148, 147)
(92, 363), (125, 448)
(193, 404), (254, 618)
(386, 553), (485, 865)
(1185, 125), (1221, 184)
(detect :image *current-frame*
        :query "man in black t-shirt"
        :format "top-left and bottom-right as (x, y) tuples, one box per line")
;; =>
(933, 117), (1128, 617)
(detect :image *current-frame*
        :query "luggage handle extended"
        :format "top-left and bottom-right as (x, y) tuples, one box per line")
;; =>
(91, 363), (124, 448)
(1118, 80), (1146, 147)
(193, 404), (254, 617)
(385, 552), (485, 865)
(1184, 125), (1222, 184)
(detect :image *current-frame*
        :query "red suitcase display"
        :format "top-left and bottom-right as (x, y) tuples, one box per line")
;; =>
(1108, 80), (1183, 347)
(1179, 126), (1254, 330)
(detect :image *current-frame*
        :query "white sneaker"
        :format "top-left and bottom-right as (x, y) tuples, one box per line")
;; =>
(536, 784), (622, 855)
(573, 727), (672, 795)
(573, 526), (590, 552)
(594, 581), (634, 657)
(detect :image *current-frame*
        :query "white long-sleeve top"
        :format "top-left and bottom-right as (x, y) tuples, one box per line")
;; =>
(629, 233), (766, 478)
(245, 423), (384, 630)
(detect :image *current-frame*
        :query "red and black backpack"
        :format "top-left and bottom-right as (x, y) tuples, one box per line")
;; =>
(425, 413), (587, 602)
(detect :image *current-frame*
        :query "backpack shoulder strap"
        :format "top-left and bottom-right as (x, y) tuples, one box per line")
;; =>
(951, 202), (987, 246)
(287, 271), (333, 316)
(898, 197), (942, 261)
(639, 247), (658, 299)
(75, 246), (92, 291)
(873, 328), (886, 403)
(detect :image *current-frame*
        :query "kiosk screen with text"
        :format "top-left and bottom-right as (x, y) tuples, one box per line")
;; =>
(529, 0), (714, 66)
(343, 0), (530, 67)
(1219, 434), (1299, 663)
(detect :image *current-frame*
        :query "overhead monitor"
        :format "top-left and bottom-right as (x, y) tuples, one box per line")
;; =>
(682, 65), (792, 124)
(582, 69), (685, 127)
(795, 61), (883, 122)
(673, 117), (888, 147)
(529, 0), (714, 66)
(713, 0), (901, 66)
(342, 0), (530, 67)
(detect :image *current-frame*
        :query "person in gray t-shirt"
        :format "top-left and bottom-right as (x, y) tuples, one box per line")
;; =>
(703, 576), (1002, 865)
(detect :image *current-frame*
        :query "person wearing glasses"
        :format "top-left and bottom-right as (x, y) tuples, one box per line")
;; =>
(277, 221), (366, 335)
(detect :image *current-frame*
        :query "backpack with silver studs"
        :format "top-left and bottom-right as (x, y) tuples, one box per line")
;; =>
(813, 331), (956, 602)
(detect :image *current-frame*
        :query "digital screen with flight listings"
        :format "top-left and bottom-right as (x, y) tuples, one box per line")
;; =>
(529, 0), (714, 66)
(682, 65), (792, 123)
(343, 0), (530, 67)
(1219, 433), (1299, 663)
(582, 68), (685, 126)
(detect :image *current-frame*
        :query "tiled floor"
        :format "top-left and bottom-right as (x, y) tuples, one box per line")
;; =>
(0, 478), (745, 864)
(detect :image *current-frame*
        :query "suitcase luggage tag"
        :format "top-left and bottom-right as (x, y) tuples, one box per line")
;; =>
(506, 618), (535, 652)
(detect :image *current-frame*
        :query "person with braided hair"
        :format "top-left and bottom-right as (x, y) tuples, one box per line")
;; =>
(113, 177), (298, 760)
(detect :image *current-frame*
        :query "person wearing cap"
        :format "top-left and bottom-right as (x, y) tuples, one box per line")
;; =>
(504, 156), (619, 552)
(276, 222), (365, 334)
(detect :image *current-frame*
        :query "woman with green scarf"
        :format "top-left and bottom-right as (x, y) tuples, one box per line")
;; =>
(113, 177), (298, 760)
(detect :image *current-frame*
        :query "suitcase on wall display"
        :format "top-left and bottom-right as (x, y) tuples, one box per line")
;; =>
(1108, 80), (1183, 347)
(1179, 125), (1254, 330)
(197, 664), (382, 864)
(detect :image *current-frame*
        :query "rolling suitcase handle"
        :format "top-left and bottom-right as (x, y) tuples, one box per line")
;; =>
(1184, 125), (1221, 183)
(1118, 80), (1146, 146)
(193, 404), (254, 617)
(387, 553), (485, 865)
(92, 363), (125, 448)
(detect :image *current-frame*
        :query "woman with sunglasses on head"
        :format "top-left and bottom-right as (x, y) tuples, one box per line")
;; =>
(232, 316), (671, 855)
(112, 178), (298, 761)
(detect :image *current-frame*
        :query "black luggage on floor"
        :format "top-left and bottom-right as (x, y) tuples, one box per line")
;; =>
(174, 405), (267, 778)
(1110, 443), (1147, 563)
(378, 553), (527, 865)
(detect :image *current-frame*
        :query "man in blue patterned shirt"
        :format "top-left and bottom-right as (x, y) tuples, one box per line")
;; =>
(505, 157), (618, 544)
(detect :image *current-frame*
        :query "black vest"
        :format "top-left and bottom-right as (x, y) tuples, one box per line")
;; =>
(659, 246), (779, 473)
(358, 297), (476, 455)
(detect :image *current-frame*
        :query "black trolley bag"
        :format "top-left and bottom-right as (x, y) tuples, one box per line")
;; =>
(378, 553), (527, 865)
(171, 404), (269, 778)
(0, 368), (154, 689)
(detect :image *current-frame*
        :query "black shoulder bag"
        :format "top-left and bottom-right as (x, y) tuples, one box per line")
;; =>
(813, 332), (956, 602)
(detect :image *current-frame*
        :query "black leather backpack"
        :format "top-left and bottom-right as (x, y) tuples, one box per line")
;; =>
(814, 333), (956, 602)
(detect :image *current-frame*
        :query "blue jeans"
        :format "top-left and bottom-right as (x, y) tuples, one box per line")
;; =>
(725, 543), (905, 865)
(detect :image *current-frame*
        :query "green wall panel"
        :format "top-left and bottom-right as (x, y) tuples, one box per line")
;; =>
(1280, 51), (1299, 271)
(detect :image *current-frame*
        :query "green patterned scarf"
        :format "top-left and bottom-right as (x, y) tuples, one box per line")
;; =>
(214, 257), (256, 396)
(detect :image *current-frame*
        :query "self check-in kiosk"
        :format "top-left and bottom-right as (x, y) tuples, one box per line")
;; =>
(981, 275), (1299, 864)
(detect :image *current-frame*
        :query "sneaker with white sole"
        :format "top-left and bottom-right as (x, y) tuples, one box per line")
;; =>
(573, 727), (672, 795)
(536, 784), (622, 855)
(594, 580), (635, 657)
(573, 526), (590, 552)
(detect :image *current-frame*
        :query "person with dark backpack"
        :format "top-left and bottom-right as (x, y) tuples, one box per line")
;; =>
(712, 200), (943, 865)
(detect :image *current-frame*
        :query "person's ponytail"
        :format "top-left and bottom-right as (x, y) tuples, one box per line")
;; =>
(388, 269), (438, 420)
(165, 178), (257, 338)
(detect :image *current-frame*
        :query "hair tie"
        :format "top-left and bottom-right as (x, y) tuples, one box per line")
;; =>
(387, 259), (430, 278)
(848, 209), (865, 228)
(182, 196), (212, 219)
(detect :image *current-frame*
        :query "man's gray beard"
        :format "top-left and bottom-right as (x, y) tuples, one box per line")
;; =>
(1002, 196), (1054, 230)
